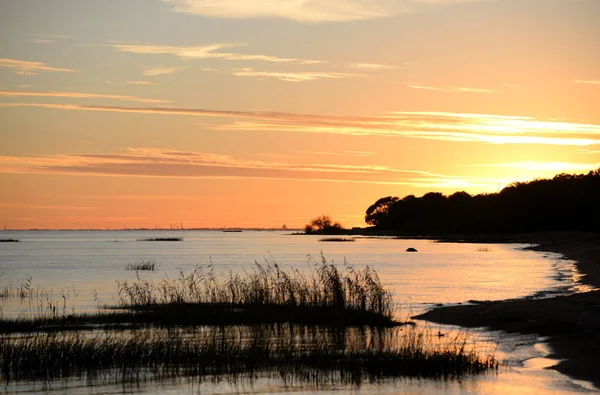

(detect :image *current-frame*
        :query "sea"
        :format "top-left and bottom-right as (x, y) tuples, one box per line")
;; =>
(0, 230), (596, 394)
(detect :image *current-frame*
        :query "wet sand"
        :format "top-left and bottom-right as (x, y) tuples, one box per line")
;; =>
(413, 232), (600, 389)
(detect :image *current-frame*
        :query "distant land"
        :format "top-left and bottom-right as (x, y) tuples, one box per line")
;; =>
(0, 227), (302, 232)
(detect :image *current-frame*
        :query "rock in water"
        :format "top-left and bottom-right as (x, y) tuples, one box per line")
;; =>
(406, 247), (418, 252)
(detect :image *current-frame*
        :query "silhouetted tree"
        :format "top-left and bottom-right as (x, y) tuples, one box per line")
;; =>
(363, 168), (600, 234)
(304, 215), (345, 234)
(365, 196), (399, 227)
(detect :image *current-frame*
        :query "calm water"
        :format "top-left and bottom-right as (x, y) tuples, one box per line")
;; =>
(0, 230), (596, 394)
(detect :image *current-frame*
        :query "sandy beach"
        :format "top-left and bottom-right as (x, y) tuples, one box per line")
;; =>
(414, 232), (600, 388)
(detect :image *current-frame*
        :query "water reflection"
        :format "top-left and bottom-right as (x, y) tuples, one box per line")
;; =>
(1, 324), (497, 393)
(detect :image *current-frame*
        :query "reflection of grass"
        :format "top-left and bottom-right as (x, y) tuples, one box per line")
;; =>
(0, 325), (498, 385)
(318, 237), (356, 242)
(137, 237), (183, 242)
(0, 239), (20, 242)
(125, 260), (156, 271)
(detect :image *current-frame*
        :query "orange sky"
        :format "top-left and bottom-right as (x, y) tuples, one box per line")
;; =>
(1, 0), (599, 229)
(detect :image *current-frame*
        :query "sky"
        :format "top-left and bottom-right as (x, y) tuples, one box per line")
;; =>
(1, 0), (599, 230)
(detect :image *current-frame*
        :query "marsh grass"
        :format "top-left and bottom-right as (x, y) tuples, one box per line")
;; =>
(0, 325), (498, 386)
(115, 255), (395, 325)
(0, 257), (398, 330)
(318, 237), (356, 242)
(137, 237), (183, 242)
(125, 260), (156, 271)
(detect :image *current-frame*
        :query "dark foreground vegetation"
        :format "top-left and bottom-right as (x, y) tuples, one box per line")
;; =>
(137, 237), (184, 242)
(0, 324), (497, 385)
(0, 259), (499, 389)
(0, 257), (396, 331)
(365, 169), (600, 234)
(125, 260), (156, 271)
(115, 256), (394, 320)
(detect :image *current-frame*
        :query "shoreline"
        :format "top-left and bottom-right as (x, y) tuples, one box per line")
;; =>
(413, 231), (600, 389)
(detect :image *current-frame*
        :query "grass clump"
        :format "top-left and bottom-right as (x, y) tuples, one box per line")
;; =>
(114, 255), (395, 326)
(0, 325), (498, 386)
(137, 237), (183, 242)
(318, 237), (356, 242)
(125, 260), (156, 271)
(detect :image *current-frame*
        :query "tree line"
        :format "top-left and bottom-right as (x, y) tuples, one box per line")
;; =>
(364, 168), (600, 234)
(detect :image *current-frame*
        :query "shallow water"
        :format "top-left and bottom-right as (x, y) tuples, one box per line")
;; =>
(0, 230), (596, 393)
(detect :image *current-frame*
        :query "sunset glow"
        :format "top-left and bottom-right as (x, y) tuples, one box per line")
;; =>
(1, 0), (599, 229)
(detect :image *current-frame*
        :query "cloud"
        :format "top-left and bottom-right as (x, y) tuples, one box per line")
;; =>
(306, 150), (376, 157)
(230, 68), (357, 82)
(462, 161), (600, 173)
(0, 204), (96, 211)
(30, 34), (70, 44)
(0, 147), (503, 190)
(161, 0), (497, 22)
(142, 66), (184, 76)
(126, 80), (155, 85)
(573, 79), (600, 85)
(453, 86), (494, 93)
(0, 91), (169, 104)
(0, 58), (76, 75)
(345, 151), (377, 157)
(409, 84), (494, 93)
(31, 39), (57, 44)
(2, 102), (600, 147)
(408, 84), (450, 92)
(577, 149), (600, 155)
(348, 62), (397, 70)
(161, 0), (401, 22)
(115, 43), (323, 64)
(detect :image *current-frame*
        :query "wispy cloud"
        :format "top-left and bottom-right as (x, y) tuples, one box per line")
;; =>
(115, 43), (323, 64)
(142, 66), (184, 76)
(230, 68), (357, 82)
(126, 80), (155, 85)
(30, 34), (70, 44)
(577, 149), (600, 155)
(348, 62), (397, 70)
(409, 84), (494, 93)
(2, 103), (599, 147)
(304, 150), (376, 157)
(573, 79), (600, 85)
(0, 147), (503, 190)
(345, 150), (377, 157)
(462, 161), (600, 173)
(161, 0), (401, 22)
(0, 204), (96, 211)
(0, 91), (169, 104)
(161, 0), (497, 22)
(0, 58), (76, 75)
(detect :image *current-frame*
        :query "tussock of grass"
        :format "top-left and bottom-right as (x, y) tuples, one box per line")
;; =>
(318, 237), (356, 242)
(125, 260), (156, 271)
(0, 325), (498, 385)
(0, 239), (20, 243)
(116, 255), (394, 323)
(0, 256), (398, 329)
(137, 237), (183, 242)
(0, 278), (53, 300)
